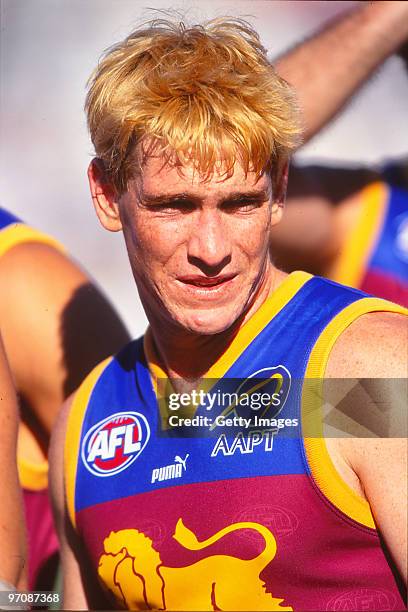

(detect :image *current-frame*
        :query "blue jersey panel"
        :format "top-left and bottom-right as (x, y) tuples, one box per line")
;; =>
(0, 208), (21, 230)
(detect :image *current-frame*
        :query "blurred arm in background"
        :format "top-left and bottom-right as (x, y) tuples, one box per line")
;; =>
(271, 1), (408, 304)
(275, 1), (408, 144)
(0, 333), (26, 591)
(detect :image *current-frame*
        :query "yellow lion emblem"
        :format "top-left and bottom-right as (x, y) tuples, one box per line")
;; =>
(98, 518), (293, 610)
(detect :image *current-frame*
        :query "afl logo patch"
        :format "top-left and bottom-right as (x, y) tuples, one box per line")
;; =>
(81, 412), (150, 477)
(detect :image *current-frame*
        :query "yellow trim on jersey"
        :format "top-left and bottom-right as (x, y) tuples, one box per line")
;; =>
(0, 223), (66, 258)
(145, 271), (312, 426)
(331, 182), (388, 288)
(17, 421), (48, 491)
(65, 357), (113, 528)
(17, 421), (49, 490)
(206, 271), (312, 379)
(303, 297), (407, 529)
(18, 456), (48, 491)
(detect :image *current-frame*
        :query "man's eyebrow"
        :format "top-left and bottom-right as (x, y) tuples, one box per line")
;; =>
(141, 193), (194, 206)
(141, 189), (271, 206)
(219, 189), (271, 204)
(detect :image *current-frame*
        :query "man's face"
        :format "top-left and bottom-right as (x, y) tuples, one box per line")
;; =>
(118, 155), (282, 335)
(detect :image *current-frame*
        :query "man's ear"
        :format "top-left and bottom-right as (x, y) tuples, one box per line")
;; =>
(87, 158), (123, 232)
(271, 160), (289, 226)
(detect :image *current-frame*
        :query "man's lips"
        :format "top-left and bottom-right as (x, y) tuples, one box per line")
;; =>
(177, 274), (237, 289)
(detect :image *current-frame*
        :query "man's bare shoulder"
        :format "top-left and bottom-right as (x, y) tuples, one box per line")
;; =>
(326, 310), (407, 379)
(323, 309), (407, 582)
(321, 310), (406, 438)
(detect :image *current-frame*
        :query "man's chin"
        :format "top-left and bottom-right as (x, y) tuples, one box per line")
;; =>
(175, 307), (239, 336)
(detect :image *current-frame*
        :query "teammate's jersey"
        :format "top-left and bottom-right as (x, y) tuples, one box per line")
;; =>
(66, 272), (406, 611)
(0, 208), (63, 261)
(0, 207), (63, 587)
(332, 181), (408, 306)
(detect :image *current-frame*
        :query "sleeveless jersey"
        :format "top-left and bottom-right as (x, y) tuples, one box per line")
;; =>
(332, 181), (408, 306)
(66, 272), (407, 611)
(0, 207), (63, 587)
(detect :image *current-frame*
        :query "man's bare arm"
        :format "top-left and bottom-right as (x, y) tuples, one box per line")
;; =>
(271, 2), (408, 271)
(0, 335), (26, 588)
(275, 1), (408, 144)
(325, 312), (408, 583)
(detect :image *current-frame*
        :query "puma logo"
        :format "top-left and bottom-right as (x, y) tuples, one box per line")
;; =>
(151, 454), (189, 483)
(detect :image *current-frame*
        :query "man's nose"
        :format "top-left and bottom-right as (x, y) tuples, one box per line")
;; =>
(187, 209), (232, 274)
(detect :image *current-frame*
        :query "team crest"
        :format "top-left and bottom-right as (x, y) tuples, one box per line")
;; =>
(236, 365), (291, 418)
(213, 365), (292, 425)
(81, 411), (150, 477)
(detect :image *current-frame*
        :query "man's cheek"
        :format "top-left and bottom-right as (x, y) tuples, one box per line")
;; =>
(129, 225), (164, 261)
(240, 233), (270, 258)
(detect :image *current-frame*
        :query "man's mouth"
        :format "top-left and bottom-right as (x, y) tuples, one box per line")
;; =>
(177, 273), (237, 293)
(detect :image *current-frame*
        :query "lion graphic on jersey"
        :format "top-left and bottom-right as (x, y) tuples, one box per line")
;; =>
(98, 518), (292, 610)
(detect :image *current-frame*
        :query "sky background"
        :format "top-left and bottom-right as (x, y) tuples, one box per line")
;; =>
(1, 0), (408, 336)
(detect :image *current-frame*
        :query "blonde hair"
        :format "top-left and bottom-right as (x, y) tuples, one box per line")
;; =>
(86, 16), (302, 193)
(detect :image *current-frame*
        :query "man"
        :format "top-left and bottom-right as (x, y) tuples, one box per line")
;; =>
(51, 15), (407, 612)
(0, 333), (26, 597)
(273, 1), (408, 305)
(0, 207), (129, 589)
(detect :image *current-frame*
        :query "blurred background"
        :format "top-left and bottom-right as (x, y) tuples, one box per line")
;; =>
(1, 0), (408, 337)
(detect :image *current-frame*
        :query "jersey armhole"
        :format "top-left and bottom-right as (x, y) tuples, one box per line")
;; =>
(0, 224), (66, 258)
(64, 357), (113, 529)
(302, 296), (407, 529)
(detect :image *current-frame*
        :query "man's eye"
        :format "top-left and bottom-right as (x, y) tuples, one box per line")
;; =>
(222, 201), (263, 213)
(150, 201), (195, 213)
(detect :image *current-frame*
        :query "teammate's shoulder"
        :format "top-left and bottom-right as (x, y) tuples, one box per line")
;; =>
(0, 210), (65, 261)
(0, 240), (89, 340)
(0, 238), (75, 297)
(327, 308), (407, 378)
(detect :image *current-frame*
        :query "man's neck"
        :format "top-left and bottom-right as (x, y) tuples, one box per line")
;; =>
(147, 267), (287, 389)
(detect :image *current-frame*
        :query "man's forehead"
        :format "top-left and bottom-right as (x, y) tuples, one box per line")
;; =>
(133, 154), (272, 198)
